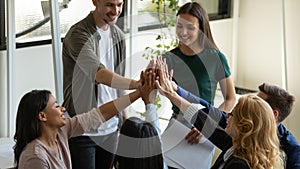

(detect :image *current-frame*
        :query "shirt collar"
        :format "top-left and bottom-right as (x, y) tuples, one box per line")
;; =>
(223, 146), (234, 161)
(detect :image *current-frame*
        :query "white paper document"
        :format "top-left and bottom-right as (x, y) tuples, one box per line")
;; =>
(161, 119), (215, 169)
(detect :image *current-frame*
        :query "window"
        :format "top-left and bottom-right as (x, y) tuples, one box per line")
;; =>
(137, 0), (178, 31)
(0, 0), (231, 50)
(137, 0), (231, 31)
(0, 0), (94, 50)
(0, 0), (5, 50)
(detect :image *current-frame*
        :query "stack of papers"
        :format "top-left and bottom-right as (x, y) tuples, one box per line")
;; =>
(161, 119), (215, 169)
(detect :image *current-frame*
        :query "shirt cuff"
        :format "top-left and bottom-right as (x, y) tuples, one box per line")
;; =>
(183, 103), (200, 123)
(177, 86), (182, 96)
(146, 103), (156, 110)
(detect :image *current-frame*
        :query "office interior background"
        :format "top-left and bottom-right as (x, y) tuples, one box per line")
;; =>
(0, 0), (299, 156)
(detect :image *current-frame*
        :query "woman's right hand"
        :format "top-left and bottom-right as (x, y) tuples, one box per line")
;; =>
(139, 70), (157, 104)
(155, 56), (176, 97)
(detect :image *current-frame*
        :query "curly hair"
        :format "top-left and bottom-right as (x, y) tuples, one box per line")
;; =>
(231, 94), (285, 169)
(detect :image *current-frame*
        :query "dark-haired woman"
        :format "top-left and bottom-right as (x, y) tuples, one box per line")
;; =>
(162, 3), (236, 167)
(14, 89), (140, 169)
(116, 69), (167, 169)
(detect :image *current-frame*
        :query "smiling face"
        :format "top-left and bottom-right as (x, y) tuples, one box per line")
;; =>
(225, 111), (236, 138)
(176, 13), (201, 48)
(93, 0), (124, 28)
(40, 94), (67, 128)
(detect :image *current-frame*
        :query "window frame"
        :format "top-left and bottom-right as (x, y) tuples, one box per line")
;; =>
(0, 0), (231, 50)
(0, 0), (5, 50)
(137, 0), (231, 31)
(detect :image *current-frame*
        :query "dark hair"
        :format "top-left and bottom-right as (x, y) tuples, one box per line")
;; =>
(258, 83), (295, 123)
(116, 117), (164, 169)
(177, 2), (218, 50)
(13, 90), (51, 168)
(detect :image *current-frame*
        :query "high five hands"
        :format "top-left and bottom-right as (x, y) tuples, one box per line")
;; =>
(140, 56), (203, 144)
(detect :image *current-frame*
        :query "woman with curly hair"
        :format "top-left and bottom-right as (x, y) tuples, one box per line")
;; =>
(155, 57), (285, 168)
(222, 94), (284, 168)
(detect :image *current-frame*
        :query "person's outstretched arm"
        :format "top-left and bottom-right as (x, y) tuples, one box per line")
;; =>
(155, 56), (231, 149)
(176, 85), (211, 108)
(95, 68), (140, 90)
(176, 85), (227, 128)
(98, 90), (140, 121)
(139, 69), (161, 133)
(164, 57), (227, 128)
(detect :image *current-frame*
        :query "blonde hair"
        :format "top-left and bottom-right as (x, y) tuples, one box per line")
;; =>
(232, 94), (285, 169)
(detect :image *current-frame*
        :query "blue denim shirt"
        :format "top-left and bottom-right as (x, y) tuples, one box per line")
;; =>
(278, 123), (300, 169)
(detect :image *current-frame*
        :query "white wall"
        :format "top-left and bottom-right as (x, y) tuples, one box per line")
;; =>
(236, 0), (300, 140)
(283, 0), (300, 140)
(0, 45), (56, 137)
(210, 19), (234, 68)
(236, 0), (285, 89)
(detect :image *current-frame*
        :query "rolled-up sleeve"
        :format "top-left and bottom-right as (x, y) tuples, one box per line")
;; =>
(76, 108), (104, 132)
(145, 104), (161, 134)
(183, 103), (201, 123)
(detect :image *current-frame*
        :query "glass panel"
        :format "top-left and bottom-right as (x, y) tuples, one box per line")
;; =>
(0, 0), (5, 48)
(137, 0), (163, 27)
(15, 0), (94, 43)
(137, 0), (229, 30)
(137, 0), (178, 28)
(193, 0), (219, 14)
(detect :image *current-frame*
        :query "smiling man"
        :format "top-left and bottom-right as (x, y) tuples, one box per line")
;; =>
(62, 0), (140, 169)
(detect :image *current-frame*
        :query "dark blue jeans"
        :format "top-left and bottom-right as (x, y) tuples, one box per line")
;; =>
(69, 132), (118, 169)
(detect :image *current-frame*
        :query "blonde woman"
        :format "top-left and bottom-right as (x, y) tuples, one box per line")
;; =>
(155, 58), (285, 168)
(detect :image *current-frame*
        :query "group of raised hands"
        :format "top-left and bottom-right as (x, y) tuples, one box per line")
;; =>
(137, 56), (203, 144)
(137, 56), (177, 105)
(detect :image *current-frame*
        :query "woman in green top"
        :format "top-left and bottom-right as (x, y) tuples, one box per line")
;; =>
(163, 2), (236, 114)
(162, 3), (236, 168)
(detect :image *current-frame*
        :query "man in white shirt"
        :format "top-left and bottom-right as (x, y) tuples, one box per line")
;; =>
(62, 0), (139, 169)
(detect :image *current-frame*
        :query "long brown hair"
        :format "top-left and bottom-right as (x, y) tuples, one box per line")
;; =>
(13, 90), (51, 168)
(177, 2), (218, 50)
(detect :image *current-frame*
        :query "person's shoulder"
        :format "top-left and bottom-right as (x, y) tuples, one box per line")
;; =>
(65, 12), (96, 37)
(110, 25), (126, 39)
(278, 124), (300, 148)
(18, 141), (49, 169)
(28, 140), (48, 154)
(204, 48), (225, 57)
(170, 47), (179, 53)
(204, 49), (229, 65)
(20, 140), (49, 162)
(226, 157), (250, 169)
(162, 47), (180, 58)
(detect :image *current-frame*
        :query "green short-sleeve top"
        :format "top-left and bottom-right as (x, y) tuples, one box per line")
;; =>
(163, 47), (231, 113)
